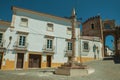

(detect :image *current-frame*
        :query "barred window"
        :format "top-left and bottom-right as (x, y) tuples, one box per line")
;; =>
(19, 36), (26, 47)
(67, 42), (72, 51)
(83, 42), (89, 52)
(47, 39), (53, 49)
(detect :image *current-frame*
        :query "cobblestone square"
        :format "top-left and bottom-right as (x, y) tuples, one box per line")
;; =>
(0, 60), (120, 80)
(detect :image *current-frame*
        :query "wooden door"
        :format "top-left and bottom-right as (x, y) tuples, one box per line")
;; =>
(29, 54), (41, 68)
(16, 53), (24, 68)
(47, 55), (51, 67)
(0, 53), (3, 69)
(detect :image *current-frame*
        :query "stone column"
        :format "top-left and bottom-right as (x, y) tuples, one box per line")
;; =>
(71, 8), (76, 66)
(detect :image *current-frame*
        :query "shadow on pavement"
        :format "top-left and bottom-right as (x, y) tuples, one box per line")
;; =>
(103, 56), (113, 60)
(103, 56), (120, 64)
(113, 56), (120, 64)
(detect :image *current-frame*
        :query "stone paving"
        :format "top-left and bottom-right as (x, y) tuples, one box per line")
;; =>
(0, 60), (120, 80)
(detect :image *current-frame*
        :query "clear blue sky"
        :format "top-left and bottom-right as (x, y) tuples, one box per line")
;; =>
(105, 35), (114, 50)
(0, 0), (120, 24)
(0, 0), (119, 49)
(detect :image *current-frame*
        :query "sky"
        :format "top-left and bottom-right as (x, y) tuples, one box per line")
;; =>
(105, 35), (114, 50)
(0, 0), (119, 49)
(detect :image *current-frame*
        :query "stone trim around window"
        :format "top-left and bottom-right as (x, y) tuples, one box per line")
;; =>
(16, 31), (29, 35)
(47, 23), (54, 32)
(14, 33), (28, 49)
(82, 41), (89, 52)
(20, 17), (28, 27)
(65, 39), (72, 41)
(67, 27), (72, 35)
(44, 35), (54, 39)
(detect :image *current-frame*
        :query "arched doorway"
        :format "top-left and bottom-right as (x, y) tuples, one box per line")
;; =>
(103, 30), (118, 57)
(105, 35), (115, 57)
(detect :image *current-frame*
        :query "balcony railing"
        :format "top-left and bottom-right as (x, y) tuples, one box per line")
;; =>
(64, 50), (72, 57)
(13, 41), (28, 50)
(42, 45), (55, 53)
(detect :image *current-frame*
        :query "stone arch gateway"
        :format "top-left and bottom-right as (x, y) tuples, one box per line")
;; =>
(82, 16), (120, 58)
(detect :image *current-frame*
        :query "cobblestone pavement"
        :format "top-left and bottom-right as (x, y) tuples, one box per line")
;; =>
(0, 60), (120, 80)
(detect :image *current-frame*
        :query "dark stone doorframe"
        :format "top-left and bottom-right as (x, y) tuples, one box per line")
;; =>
(16, 53), (24, 69)
(0, 53), (3, 69)
(47, 55), (52, 67)
(28, 54), (41, 68)
(102, 30), (118, 57)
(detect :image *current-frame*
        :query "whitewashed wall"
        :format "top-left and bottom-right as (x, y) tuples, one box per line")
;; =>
(80, 39), (102, 59)
(7, 10), (80, 63)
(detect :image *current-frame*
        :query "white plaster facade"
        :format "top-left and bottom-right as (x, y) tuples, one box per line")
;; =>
(0, 6), (81, 69)
(105, 46), (113, 56)
(80, 36), (103, 62)
(0, 6), (103, 70)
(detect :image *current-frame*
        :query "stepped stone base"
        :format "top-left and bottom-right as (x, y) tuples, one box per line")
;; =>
(55, 62), (95, 76)
(55, 68), (95, 76)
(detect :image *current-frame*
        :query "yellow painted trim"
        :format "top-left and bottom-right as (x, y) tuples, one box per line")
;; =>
(28, 51), (42, 55)
(76, 57), (95, 63)
(41, 62), (47, 68)
(2, 59), (15, 70)
(24, 61), (28, 69)
(51, 63), (64, 68)
(41, 62), (63, 68)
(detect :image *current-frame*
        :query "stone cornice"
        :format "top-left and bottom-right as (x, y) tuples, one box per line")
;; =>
(12, 6), (80, 25)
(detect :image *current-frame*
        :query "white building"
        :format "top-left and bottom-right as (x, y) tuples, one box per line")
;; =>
(0, 6), (103, 70)
(0, 20), (11, 70)
(80, 36), (103, 62)
(0, 6), (81, 70)
(105, 46), (113, 56)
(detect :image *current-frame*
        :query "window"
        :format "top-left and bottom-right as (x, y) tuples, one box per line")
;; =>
(47, 23), (54, 31)
(19, 36), (26, 47)
(47, 39), (53, 49)
(83, 42), (89, 51)
(67, 27), (72, 35)
(67, 42), (72, 51)
(91, 24), (94, 29)
(20, 18), (28, 27)
(0, 33), (3, 43)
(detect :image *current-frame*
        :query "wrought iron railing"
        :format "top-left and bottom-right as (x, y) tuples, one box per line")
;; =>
(13, 41), (28, 49)
(64, 49), (72, 57)
(42, 45), (55, 52)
